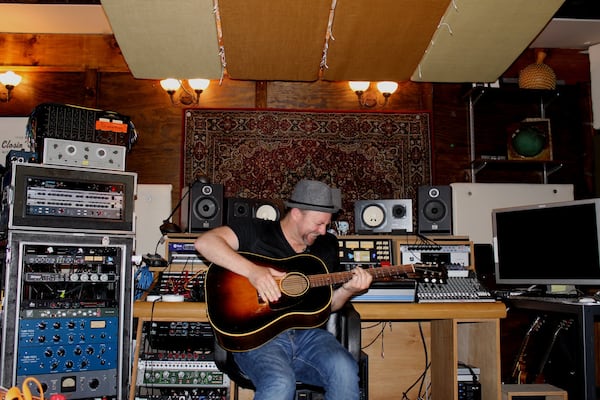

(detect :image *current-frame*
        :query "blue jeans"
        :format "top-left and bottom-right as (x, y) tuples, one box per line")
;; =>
(233, 328), (360, 400)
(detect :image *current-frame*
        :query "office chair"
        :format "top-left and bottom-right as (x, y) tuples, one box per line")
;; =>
(213, 303), (362, 400)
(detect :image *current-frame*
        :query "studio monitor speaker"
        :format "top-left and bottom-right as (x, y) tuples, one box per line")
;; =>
(418, 185), (452, 235)
(225, 197), (280, 224)
(183, 182), (224, 232)
(354, 199), (413, 234)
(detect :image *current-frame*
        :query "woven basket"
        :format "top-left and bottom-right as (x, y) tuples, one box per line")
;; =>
(519, 50), (556, 90)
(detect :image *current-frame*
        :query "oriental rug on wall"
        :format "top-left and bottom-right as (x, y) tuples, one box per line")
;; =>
(183, 108), (432, 227)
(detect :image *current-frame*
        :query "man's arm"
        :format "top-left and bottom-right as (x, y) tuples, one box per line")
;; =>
(194, 227), (284, 303)
(330, 266), (372, 311)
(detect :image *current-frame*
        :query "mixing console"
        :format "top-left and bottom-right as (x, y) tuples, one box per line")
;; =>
(418, 275), (495, 303)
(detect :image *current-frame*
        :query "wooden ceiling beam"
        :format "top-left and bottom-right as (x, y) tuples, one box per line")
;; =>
(0, 33), (129, 72)
(0, 1), (100, 4)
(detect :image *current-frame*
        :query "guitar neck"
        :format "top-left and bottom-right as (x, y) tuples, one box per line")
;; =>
(510, 316), (543, 382)
(536, 320), (570, 381)
(308, 264), (415, 288)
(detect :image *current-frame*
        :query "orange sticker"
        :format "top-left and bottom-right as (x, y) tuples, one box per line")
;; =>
(96, 120), (127, 133)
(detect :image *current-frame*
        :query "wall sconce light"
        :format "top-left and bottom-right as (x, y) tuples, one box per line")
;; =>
(349, 80), (398, 108)
(0, 71), (22, 102)
(160, 78), (210, 105)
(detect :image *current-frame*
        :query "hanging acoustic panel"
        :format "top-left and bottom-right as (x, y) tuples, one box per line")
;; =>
(322, 0), (450, 82)
(101, 0), (222, 79)
(218, 0), (330, 81)
(411, 0), (565, 83)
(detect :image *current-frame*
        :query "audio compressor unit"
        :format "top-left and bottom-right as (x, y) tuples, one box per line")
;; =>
(42, 138), (126, 171)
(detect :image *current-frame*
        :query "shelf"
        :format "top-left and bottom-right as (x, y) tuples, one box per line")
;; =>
(466, 86), (565, 183)
(466, 86), (560, 109)
(501, 384), (567, 400)
(470, 159), (564, 183)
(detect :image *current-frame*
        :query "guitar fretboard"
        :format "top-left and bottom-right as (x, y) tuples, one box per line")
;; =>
(308, 264), (416, 288)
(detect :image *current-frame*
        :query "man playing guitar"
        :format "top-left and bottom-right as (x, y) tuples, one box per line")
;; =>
(195, 179), (372, 400)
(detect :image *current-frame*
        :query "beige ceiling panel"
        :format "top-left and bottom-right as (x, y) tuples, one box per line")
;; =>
(219, 0), (330, 81)
(101, 0), (222, 80)
(322, 0), (451, 82)
(411, 0), (565, 83)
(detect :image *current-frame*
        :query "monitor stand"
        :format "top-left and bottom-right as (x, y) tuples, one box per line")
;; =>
(546, 284), (577, 296)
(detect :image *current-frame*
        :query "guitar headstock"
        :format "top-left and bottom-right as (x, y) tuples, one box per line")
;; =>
(410, 263), (448, 284)
(558, 318), (573, 332)
(529, 316), (545, 333)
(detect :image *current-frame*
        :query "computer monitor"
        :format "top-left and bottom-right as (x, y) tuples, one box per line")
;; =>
(492, 198), (600, 293)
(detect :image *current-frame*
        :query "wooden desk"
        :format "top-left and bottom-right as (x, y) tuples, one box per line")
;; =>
(353, 301), (506, 320)
(356, 302), (506, 400)
(132, 301), (506, 400)
(133, 300), (209, 321)
(133, 299), (506, 322)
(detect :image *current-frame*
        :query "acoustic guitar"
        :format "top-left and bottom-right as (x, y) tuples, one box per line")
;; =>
(510, 315), (544, 384)
(534, 318), (573, 384)
(205, 251), (447, 351)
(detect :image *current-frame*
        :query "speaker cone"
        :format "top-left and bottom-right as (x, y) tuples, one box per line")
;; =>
(201, 185), (213, 196)
(194, 198), (218, 219)
(233, 201), (251, 218)
(255, 204), (279, 221)
(361, 204), (386, 228)
(423, 200), (446, 222)
(392, 204), (407, 218)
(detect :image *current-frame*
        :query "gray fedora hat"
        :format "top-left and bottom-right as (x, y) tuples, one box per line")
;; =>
(285, 179), (340, 213)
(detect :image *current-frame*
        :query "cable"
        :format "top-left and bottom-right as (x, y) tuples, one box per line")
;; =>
(458, 361), (479, 382)
(402, 322), (431, 399)
(402, 361), (431, 399)
(154, 235), (164, 255)
(361, 321), (387, 350)
(417, 322), (430, 398)
(136, 297), (162, 398)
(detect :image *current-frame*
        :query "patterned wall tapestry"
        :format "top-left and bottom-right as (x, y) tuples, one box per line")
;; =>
(183, 108), (432, 228)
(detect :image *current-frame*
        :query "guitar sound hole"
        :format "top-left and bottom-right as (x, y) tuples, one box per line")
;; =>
(280, 273), (309, 297)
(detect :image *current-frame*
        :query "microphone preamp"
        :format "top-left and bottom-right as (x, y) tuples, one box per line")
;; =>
(137, 360), (229, 388)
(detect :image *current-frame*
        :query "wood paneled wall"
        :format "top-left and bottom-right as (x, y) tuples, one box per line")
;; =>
(0, 34), (595, 217)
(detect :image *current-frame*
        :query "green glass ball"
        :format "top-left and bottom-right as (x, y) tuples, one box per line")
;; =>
(512, 127), (546, 157)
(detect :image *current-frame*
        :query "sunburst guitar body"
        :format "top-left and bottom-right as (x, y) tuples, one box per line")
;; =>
(205, 252), (446, 351)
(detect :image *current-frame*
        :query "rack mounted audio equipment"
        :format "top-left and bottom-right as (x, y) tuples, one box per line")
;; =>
(0, 232), (134, 400)
(134, 320), (229, 399)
